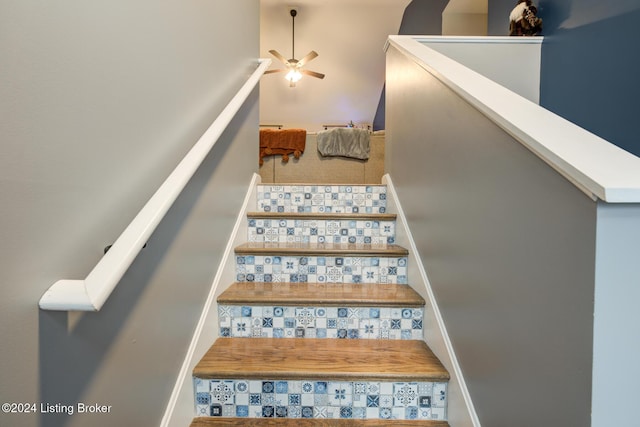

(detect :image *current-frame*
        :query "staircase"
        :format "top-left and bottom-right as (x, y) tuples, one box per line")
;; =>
(190, 184), (450, 425)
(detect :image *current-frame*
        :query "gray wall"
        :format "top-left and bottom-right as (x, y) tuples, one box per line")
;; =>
(489, 0), (640, 157)
(0, 1), (259, 426)
(385, 46), (596, 426)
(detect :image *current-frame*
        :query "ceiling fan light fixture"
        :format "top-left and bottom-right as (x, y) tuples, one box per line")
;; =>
(265, 8), (325, 87)
(285, 69), (302, 83)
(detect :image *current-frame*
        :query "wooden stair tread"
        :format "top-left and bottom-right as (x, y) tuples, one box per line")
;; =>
(218, 282), (424, 307)
(235, 242), (409, 256)
(247, 212), (397, 221)
(194, 338), (449, 382)
(191, 418), (449, 426)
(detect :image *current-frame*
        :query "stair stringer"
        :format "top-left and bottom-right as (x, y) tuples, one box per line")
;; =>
(160, 173), (262, 427)
(383, 173), (481, 427)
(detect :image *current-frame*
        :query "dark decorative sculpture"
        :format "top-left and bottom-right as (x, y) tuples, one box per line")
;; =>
(509, 0), (543, 36)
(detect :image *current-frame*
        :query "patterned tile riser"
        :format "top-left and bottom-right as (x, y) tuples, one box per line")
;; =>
(201, 184), (448, 421)
(236, 255), (408, 285)
(219, 306), (423, 340)
(248, 219), (396, 244)
(257, 185), (387, 213)
(194, 379), (447, 420)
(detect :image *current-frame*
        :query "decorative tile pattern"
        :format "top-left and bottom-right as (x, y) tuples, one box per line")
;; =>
(219, 305), (424, 340)
(257, 185), (387, 214)
(235, 255), (408, 285)
(248, 218), (396, 244)
(194, 182), (448, 421)
(194, 379), (447, 420)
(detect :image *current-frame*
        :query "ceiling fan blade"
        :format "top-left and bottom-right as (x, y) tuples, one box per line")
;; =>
(301, 69), (325, 79)
(264, 69), (286, 74)
(269, 50), (290, 66)
(297, 51), (318, 67)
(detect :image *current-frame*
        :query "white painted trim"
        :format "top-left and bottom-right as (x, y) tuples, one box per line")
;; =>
(386, 35), (640, 203)
(159, 173), (260, 427)
(383, 173), (481, 427)
(38, 59), (271, 311)
(382, 35), (542, 54)
(415, 35), (543, 44)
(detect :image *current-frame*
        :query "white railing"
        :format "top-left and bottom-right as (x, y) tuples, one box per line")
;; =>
(386, 36), (640, 203)
(39, 58), (271, 311)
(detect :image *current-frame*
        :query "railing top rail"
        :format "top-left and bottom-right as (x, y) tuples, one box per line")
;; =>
(413, 35), (544, 44)
(386, 35), (640, 203)
(39, 59), (272, 311)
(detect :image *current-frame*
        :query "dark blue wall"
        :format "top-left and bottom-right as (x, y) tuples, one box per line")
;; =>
(488, 0), (517, 35)
(397, 0), (450, 34)
(490, 0), (640, 157)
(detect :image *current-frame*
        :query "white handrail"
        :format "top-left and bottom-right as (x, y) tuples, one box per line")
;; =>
(39, 58), (272, 311)
(386, 36), (640, 203)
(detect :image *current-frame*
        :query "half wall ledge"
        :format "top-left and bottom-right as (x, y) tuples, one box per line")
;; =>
(385, 35), (640, 203)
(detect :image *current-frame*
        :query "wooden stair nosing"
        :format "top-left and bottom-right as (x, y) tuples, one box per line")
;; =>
(194, 338), (450, 383)
(190, 418), (450, 426)
(247, 212), (397, 221)
(218, 282), (425, 307)
(234, 242), (409, 257)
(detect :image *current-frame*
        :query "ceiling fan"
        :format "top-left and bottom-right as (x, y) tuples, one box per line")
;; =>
(264, 9), (325, 87)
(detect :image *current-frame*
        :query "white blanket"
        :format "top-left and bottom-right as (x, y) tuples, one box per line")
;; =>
(316, 128), (370, 160)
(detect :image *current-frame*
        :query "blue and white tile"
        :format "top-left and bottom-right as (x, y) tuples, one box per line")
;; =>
(193, 379), (447, 420)
(219, 305), (423, 340)
(248, 218), (396, 245)
(257, 185), (387, 214)
(235, 255), (408, 285)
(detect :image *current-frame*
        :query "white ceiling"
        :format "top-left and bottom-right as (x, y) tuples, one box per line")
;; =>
(259, 0), (412, 131)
